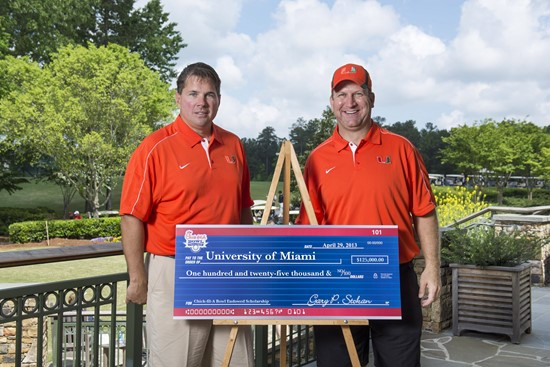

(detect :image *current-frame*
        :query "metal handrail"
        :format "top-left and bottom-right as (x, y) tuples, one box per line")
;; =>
(443, 205), (550, 229)
(0, 243), (314, 367)
(0, 242), (123, 268)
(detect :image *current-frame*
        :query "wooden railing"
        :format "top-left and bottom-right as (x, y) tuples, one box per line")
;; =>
(0, 243), (314, 367)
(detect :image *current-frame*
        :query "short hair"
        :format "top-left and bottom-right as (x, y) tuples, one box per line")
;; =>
(176, 62), (221, 96)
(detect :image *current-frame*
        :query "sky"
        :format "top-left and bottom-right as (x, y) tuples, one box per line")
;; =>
(137, 0), (550, 139)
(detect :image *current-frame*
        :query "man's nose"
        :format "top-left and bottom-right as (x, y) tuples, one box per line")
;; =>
(198, 94), (208, 104)
(343, 94), (357, 106)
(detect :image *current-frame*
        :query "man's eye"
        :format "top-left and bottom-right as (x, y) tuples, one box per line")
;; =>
(189, 92), (198, 97)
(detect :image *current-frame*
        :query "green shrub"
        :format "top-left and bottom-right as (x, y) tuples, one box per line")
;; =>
(481, 188), (550, 206)
(441, 226), (541, 267)
(0, 207), (57, 236)
(8, 217), (121, 243)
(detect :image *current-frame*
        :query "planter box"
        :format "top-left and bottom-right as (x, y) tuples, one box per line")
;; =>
(451, 263), (532, 344)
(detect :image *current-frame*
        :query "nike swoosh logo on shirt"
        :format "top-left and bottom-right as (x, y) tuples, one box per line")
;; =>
(325, 166), (336, 174)
(179, 163), (190, 170)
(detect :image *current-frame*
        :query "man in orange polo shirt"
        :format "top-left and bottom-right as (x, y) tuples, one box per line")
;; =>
(120, 62), (254, 367)
(296, 63), (441, 367)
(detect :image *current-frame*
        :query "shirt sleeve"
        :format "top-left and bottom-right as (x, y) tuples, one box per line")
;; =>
(119, 143), (156, 222)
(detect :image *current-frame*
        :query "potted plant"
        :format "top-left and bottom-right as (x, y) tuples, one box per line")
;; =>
(442, 225), (540, 344)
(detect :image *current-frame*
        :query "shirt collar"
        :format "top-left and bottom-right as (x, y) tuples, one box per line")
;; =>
(331, 120), (382, 152)
(175, 115), (223, 147)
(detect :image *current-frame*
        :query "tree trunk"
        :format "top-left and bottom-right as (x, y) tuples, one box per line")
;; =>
(497, 185), (504, 205)
(60, 184), (77, 219)
(105, 188), (113, 210)
(91, 178), (101, 218)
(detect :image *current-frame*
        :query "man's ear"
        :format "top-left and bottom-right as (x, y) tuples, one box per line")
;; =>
(370, 92), (375, 107)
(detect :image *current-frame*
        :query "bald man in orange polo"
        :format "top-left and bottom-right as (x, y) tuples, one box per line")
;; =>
(120, 62), (254, 367)
(297, 64), (441, 367)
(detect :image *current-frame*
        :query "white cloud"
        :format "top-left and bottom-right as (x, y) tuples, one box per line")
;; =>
(437, 110), (467, 130)
(430, 0), (550, 126)
(217, 94), (284, 137)
(369, 25), (446, 102)
(150, 0), (550, 138)
(215, 56), (244, 90)
(372, 0), (550, 128)
(159, 0), (245, 66)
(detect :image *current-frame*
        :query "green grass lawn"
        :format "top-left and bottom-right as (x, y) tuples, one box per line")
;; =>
(0, 179), (282, 308)
(0, 255), (127, 283)
(0, 254), (129, 310)
(0, 179), (281, 218)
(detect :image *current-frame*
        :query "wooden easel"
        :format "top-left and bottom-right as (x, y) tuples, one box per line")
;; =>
(260, 139), (315, 226)
(216, 140), (368, 367)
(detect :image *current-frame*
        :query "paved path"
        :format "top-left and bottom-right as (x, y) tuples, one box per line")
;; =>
(415, 285), (550, 367)
(307, 286), (550, 367)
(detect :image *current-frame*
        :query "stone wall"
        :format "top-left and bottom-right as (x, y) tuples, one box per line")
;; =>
(0, 319), (47, 367)
(413, 258), (452, 333)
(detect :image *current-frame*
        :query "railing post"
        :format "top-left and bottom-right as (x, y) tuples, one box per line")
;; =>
(255, 325), (268, 367)
(125, 301), (144, 367)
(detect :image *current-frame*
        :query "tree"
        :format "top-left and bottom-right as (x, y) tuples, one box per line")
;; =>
(92, 0), (134, 46)
(382, 120), (456, 174)
(313, 107), (337, 146)
(125, 0), (185, 81)
(0, 17), (9, 59)
(542, 146), (550, 182)
(0, 44), (175, 216)
(441, 123), (484, 175)
(513, 122), (550, 200)
(1, 0), (185, 81)
(289, 117), (318, 157)
(289, 106), (335, 163)
(441, 119), (547, 204)
(256, 127), (282, 180)
(480, 121), (524, 204)
(383, 120), (421, 149)
(417, 122), (453, 174)
(241, 137), (262, 180)
(0, 0), (94, 63)
(0, 56), (45, 193)
(242, 127), (283, 181)
(372, 116), (386, 125)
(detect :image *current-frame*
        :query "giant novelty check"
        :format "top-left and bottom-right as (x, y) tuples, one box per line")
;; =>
(174, 225), (401, 320)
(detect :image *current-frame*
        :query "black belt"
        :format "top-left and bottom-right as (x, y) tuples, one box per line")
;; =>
(151, 253), (175, 259)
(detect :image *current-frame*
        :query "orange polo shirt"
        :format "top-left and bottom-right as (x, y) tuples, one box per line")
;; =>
(120, 115), (253, 256)
(296, 122), (436, 263)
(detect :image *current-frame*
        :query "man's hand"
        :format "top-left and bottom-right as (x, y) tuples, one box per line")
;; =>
(414, 210), (441, 307)
(126, 274), (148, 305)
(121, 214), (148, 305)
(418, 264), (441, 307)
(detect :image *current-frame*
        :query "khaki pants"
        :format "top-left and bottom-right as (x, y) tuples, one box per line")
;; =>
(146, 254), (254, 367)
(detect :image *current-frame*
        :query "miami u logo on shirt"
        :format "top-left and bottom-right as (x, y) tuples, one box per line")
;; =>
(377, 155), (391, 164)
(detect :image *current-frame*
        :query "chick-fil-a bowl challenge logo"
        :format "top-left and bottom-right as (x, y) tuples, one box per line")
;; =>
(184, 230), (208, 253)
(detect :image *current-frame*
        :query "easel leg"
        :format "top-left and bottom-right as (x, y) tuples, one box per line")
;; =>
(341, 325), (361, 367)
(221, 325), (239, 367)
(280, 325), (287, 367)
